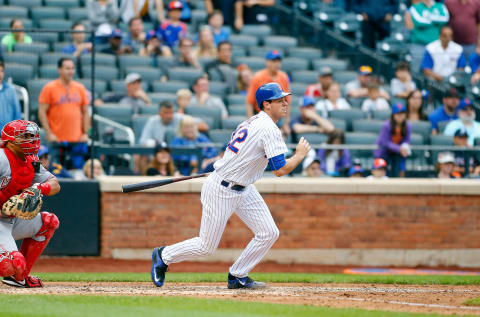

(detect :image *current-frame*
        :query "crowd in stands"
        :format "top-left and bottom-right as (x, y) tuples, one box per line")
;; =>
(0, 0), (479, 180)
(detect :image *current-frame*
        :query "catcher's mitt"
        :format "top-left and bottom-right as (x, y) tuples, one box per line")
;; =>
(1, 187), (43, 220)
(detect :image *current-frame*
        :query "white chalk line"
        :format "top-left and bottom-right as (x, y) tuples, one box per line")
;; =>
(338, 297), (480, 311)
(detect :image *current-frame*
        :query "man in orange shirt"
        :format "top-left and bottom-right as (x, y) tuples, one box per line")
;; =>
(38, 57), (90, 168)
(246, 50), (291, 134)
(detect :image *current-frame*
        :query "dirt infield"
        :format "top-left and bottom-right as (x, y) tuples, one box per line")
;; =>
(1, 282), (479, 315)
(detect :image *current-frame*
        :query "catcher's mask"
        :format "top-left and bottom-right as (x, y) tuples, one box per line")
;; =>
(1, 120), (41, 155)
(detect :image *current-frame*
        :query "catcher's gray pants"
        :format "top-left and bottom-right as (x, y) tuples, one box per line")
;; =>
(0, 215), (43, 252)
(162, 172), (280, 278)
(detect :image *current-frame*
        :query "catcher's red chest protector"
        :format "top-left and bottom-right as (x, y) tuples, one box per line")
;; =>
(0, 148), (35, 206)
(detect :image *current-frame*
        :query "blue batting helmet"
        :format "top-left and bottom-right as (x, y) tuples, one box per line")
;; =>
(256, 82), (291, 110)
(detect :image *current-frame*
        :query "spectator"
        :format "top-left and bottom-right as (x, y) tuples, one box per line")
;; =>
(315, 82), (351, 118)
(119, 0), (165, 24)
(421, 26), (466, 82)
(87, 0), (119, 42)
(205, 0), (237, 27)
(193, 26), (217, 59)
(444, 0), (480, 60)
(304, 66), (333, 99)
(38, 145), (73, 179)
(348, 165), (365, 178)
(316, 129), (351, 177)
(145, 142), (178, 176)
(82, 158), (105, 179)
(38, 57), (90, 169)
(236, 63), (252, 95)
(94, 73), (152, 114)
(428, 87), (459, 134)
(199, 143), (228, 173)
(367, 158), (389, 179)
(469, 37), (480, 85)
(390, 61), (417, 98)
(139, 30), (172, 57)
(101, 29), (133, 55)
(158, 1), (187, 48)
(176, 88), (192, 114)
(62, 22), (92, 57)
(246, 50), (290, 133)
(1, 19), (32, 52)
(406, 89), (428, 121)
(444, 98), (480, 146)
(188, 76), (229, 119)
(290, 96), (335, 143)
(405, 0), (449, 73)
(436, 151), (460, 178)
(345, 65), (389, 99)
(361, 82), (390, 115)
(351, 0), (398, 49)
(208, 10), (230, 45)
(302, 156), (323, 177)
(0, 61), (21, 130)
(122, 17), (146, 54)
(234, 0), (275, 31)
(139, 101), (208, 145)
(374, 103), (412, 177)
(450, 128), (480, 177)
(170, 115), (218, 175)
(172, 37), (201, 69)
(205, 41), (237, 94)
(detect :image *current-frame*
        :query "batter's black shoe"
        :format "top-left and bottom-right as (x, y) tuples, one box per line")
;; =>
(2, 275), (43, 288)
(227, 273), (266, 289)
(151, 246), (168, 287)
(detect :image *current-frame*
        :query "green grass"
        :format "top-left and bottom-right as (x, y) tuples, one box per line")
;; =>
(464, 297), (480, 306)
(0, 294), (449, 317)
(34, 272), (480, 285)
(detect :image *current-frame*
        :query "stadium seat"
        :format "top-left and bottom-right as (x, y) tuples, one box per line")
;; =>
(80, 53), (116, 67)
(81, 65), (118, 82)
(228, 104), (246, 116)
(53, 41), (70, 52)
(0, 6), (28, 19)
(31, 7), (65, 24)
(348, 98), (364, 109)
(29, 33), (58, 45)
(110, 79), (148, 93)
(313, 58), (348, 71)
(27, 79), (50, 111)
(3, 52), (38, 74)
(264, 36), (298, 49)
(287, 47), (322, 60)
(233, 57), (265, 71)
(125, 66), (162, 84)
(372, 110), (391, 121)
(185, 106), (222, 129)
(329, 118), (347, 131)
(68, 7), (88, 21)
(290, 82), (308, 96)
(410, 121), (431, 143)
(4, 63), (33, 87)
(240, 24), (272, 39)
(316, 5), (345, 24)
(132, 115), (152, 143)
(334, 71), (357, 84)
(148, 92), (177, 105)
(41, 52), (71, 66)
(198, 57), (216, 69)
(299, 133), (328, 145)
(167, 67), (203, 85)
(45, 0), (80, 8)
(95, 104), (133, 126)
(38, 19), (72, 30)
(430, 134), (454, 146)
(78, 78), (107, 96)
(209, 129), (232, 145)
(345, 132), (377, 145)
(437, 121), (449, 134)
(281, 57), (309, 73)
(291, 70), (318, 84)
(352, 119), (383, 134)
(248, 46), (284, 58)
(209, 81), (228, 98)
(221, 116), (246, 130)
(39, 65), (60, 79)
(156, 56), (176, 68)
(14, 42), (49, 55)
(329, 109), (366, 131)
(151, 80), (188, 93)
(0, 18), (33, 29)
(139, 105), (158, 115)
(232, 46), (247, 58)
(410, 133), (424, 145)
(119, 55), (153, 74)
(227, 94), (246, 106)
(190, 10), (208, 31)
(14, 0), (42, 7)
(229, 34), (259, 48)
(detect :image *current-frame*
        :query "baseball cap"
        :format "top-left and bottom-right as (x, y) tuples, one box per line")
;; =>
(168, 0), (183, 10)
(319, 66), (333, 77)
(256, 82), (291, 108)
(154, 142), (170, 153)
(372, 158), (387, 170)
(443, 87), (459, 98)
(265, 50), (282, 60)
(391, 102), (406, 114)
(145, 30), (159, 41)
(125, 73), (142, 85)
(110, 28), (123, 38)
(348, 165), (364, 176)
(457, 98), (474, 111)
(454, 128), (469, 138)
(38, 145), (48, 157)
(302, 156), (320, 170)
(302, 96), (315, 107)
(437, 152), (455, 164)
(358, 65), (372, 76)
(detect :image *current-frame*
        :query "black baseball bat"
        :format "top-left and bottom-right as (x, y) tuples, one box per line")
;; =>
(122, 173), (210, 193)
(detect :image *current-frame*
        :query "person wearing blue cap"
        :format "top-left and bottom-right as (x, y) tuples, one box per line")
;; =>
(346, 65), (390, 100)
(38, 146), (73, 179)
(374, 103), (411, 177)
(290, 95), (334, 143)
(444, 98), (480, 146)
(139, 30), (172, 58)
(348, 165), (364, 178)
(101, 29), (133, 56)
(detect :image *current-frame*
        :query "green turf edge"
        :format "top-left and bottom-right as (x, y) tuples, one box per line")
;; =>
(33, 272), (480, 285)
(463, 297), (480, 306)
(0, 294), (448, 317)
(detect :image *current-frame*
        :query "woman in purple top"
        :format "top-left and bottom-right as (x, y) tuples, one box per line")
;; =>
(316, 129), (351, 177)
(374, 103), (412, 177)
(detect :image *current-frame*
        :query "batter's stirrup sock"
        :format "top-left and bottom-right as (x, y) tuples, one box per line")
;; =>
(19, 212), (59, 277)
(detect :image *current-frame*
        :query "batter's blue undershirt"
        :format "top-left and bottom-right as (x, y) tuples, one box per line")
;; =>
(268, 154), (286, 171)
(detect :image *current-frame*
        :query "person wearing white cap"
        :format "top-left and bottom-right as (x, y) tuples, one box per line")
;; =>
(436, 152), (459, 179)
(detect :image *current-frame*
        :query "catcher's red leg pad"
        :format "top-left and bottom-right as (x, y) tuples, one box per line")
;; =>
(20, 212), (59, 278)
(0, 251), (25, 280)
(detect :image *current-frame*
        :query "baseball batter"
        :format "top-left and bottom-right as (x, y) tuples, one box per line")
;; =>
(152, 83), (311, 289)
(0, 120), (60, 288)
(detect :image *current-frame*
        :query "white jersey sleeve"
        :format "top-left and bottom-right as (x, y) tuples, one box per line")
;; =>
(33, 164), (54, 184)
(261, 124), (288, 159)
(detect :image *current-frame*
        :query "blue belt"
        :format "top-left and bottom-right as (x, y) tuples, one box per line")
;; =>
(220, 180), (245, 191)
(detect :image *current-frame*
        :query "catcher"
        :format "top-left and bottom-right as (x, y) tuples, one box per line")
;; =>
(0, 120), (60, 288)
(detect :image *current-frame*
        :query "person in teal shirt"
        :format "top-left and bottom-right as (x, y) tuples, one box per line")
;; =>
(1, 19), (32, 52)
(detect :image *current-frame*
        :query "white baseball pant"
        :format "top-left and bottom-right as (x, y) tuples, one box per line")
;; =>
(0, 215), (43, 252)
(162, 172), (279, 277)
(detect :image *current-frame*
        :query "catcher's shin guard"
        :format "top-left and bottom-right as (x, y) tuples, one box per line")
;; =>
(0, 251), (26, 281)
(20, 212), (59, 277)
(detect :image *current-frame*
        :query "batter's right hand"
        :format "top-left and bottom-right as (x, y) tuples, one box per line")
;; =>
(296, 137), (311, 158)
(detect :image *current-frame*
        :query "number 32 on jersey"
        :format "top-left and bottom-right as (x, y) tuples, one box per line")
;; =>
(228, 128), (248, 154)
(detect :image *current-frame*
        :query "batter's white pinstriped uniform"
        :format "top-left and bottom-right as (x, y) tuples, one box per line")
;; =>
(162, 111), (287, 277)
